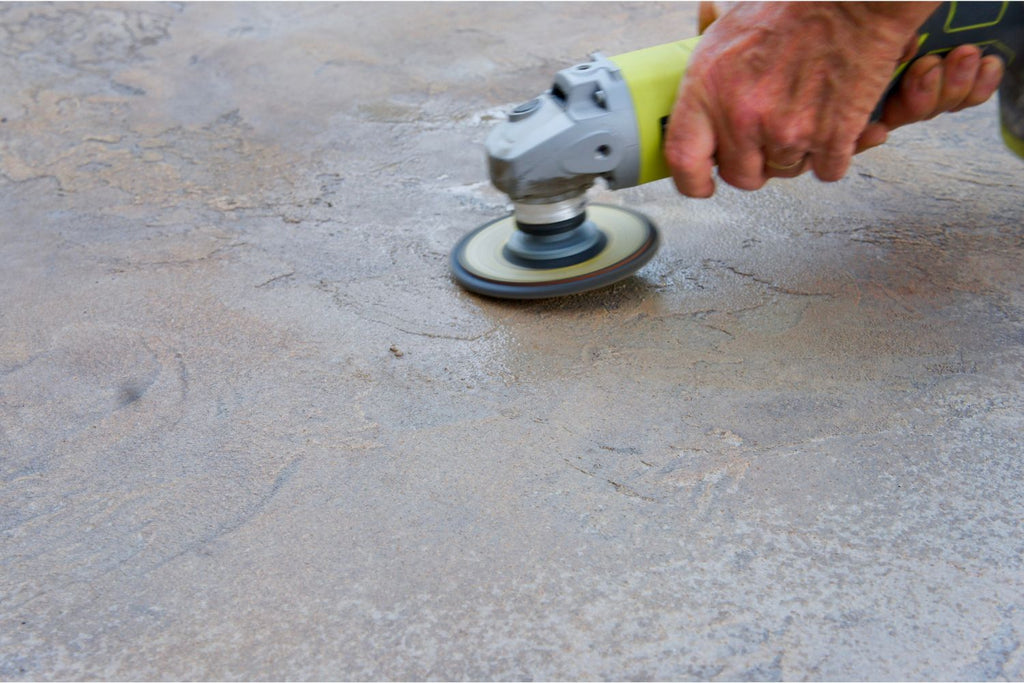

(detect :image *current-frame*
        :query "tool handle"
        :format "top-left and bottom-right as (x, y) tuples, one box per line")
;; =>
(613, 1), (1021, 186)
(871, 1), (1023, 121)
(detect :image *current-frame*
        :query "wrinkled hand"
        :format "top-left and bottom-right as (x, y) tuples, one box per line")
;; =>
(857, 43), (1005, 152)
(665, 2), (950, 197)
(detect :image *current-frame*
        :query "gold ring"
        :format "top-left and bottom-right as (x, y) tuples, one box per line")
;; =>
(766, 158), (804, 171)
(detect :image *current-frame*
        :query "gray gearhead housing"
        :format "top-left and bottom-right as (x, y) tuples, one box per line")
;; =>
(485, 53), (643, 204)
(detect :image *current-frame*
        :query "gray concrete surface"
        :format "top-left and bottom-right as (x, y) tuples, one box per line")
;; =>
(2, 2), (1023, 680)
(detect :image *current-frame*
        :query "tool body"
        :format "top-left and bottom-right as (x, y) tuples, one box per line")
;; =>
(452, 1), (1023, 299)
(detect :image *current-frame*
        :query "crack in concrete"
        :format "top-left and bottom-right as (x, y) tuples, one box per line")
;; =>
(254, 271), (296, 289)
(562, 458), (658, 503)
(314, 280), (500, 343)
(706, 259), (831, 298)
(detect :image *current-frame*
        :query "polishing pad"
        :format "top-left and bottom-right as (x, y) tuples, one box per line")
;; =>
(451, 204), (660, 300)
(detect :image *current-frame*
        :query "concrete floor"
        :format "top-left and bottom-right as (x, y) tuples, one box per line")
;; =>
(2, 2), (1023, 680)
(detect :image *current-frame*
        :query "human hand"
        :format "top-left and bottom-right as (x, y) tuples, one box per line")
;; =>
(856, 44), (1005, 152)
(665, 1), (942, 197)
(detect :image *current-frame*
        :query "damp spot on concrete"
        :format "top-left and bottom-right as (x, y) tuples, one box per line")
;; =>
(118, 380), (148, 406)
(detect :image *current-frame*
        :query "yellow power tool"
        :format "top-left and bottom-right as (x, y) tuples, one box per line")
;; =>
(451, 1), (1023, 299)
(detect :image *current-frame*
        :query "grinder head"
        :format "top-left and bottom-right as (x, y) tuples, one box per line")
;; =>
(452, 53), (659, 299)
(451, 200), (659, 300)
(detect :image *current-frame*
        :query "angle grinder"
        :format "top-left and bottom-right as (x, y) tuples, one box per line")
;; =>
(451, 1), (1023, 300)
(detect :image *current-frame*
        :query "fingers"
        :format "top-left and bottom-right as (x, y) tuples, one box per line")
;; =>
(668, 97), (830, 194)
(880, 45), (1005, 130)
(855, 122), (889, 153)
(665, 3), (988, 198)
(941, 45), (984, 111)
(698, 2), (734, 34)
(953, 53), (1004, 110)
(664, 94), (718, 198)
(763, 143), (805, 170)
(698, 1), (720, 34)
(715, 119), (768, 191)
(858, 46), (1003, 154)
(761, 128), (810, 178)
(883, 54), (945, 125)
(899, 33), (922, 64)
(812, 143), (855, 183)
(668, 100), (829, 193)
(764, 155), (808, 179)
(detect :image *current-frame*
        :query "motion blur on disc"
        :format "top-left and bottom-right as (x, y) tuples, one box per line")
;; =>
(451, 204), (660, 300)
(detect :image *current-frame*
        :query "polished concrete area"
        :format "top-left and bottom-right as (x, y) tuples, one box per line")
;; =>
(2, 3), (1023, 680)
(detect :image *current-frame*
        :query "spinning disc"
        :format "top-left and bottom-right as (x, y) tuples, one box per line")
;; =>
(451, 204), (660, 300)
